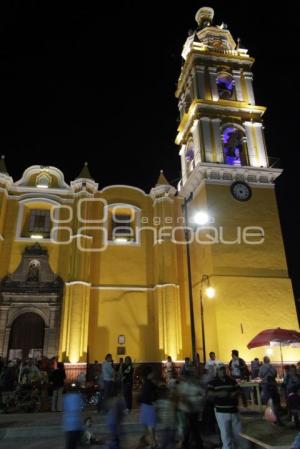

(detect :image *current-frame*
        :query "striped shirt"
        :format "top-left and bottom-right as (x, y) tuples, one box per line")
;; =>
(208, 376), (239, 413)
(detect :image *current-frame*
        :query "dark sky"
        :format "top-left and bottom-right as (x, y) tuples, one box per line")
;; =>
(0, 1), (299, 299)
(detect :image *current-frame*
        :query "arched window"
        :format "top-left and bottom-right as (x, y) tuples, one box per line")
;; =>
(15, 198), (59, 241)
(185, 139), (195, 175)
(105, 203), (141, 245)
(222, 126), (248, 166)
(217, 72), (234, 100)
(36, 173), (51, 189)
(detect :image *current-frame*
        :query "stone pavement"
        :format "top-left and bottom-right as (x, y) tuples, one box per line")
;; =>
(0, 408), (299, 449)
(0, 409), (220, 448)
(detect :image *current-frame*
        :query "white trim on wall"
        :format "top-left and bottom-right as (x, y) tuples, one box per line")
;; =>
(15, 197), (61, 241)
(104, 203), (142, 247)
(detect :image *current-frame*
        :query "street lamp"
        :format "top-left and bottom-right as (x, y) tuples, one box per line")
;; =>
(182, 192), (197, 365)
(200, 274), (215, 363)
(193, 211), (209, 226)
(182, 193), (212, 365)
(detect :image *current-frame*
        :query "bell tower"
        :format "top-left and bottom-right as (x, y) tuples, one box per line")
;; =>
(176, 6), (272, 192)
(175, 7), (299, 362)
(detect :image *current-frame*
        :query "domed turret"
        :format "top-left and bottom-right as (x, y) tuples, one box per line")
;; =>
(195, 6), (214, 29)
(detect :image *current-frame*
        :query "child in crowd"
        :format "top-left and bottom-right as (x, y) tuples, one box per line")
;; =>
(81, 417), (102, 446)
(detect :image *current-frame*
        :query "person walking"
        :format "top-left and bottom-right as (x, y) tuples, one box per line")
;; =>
(165, 356), (175, 384)
(50, 362), (66, 412)
(229, 349), (249, 407)
(63, 385), (83, 449)
(102, 354), (116, 410)
(259, 356), (283, 426)
(121, 356), (134, 413)
(208, 365), (242, 449)
(229, 350), (248, 380)
(250, 358), (261, 379)
(177, 367), (205, 449)
(137, 366), (159, 449)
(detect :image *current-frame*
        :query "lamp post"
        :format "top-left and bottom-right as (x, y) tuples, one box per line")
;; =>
(199, 274), (215, 363)
(182, 194), (213, 366)
(182, 192), (197, 365)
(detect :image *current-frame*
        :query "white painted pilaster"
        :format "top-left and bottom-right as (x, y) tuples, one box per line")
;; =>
(244, 72), (255, 105)
(195, 65), (206, 99)
(232, 69), (244, 101)
(211, 118), (223, 163)
(253, 123), (268, 167)
(187, 75), (194, 102)
(191, 119), (202, 164)
(200, 117), (213, 162)
(178, 95), (185, 119)
(208, 67), (219, 101)
(244, 121), (259, 167)
(180, 145), (187, 184)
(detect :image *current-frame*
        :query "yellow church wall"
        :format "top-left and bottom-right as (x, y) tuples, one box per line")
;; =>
(206, 183), (289, 276)
(156, 285), (183, 360)
(0, 192), (8, 268)
(0, 199), (19, 276)
(0, 192), (8, 236)
(175, 232), (192, 359)
(1, 173), (298, 365)
(175, 181), (299, 364)
(152, 196), (182, 285)
(0, 196), (72, 281)
(59, 282), (90, 363)
(84, 188), (156, 287)
(212, 275), (299, 363)
(88, 289), (161, 362)
(95, 244), (152, 286)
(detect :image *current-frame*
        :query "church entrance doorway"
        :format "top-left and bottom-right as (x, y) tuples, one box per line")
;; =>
(8, 312), (45, 360)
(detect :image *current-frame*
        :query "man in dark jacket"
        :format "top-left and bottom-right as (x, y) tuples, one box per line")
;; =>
(50, 362), (66, 412)
(229, 350), (248, 380)
(208, 365), (242, 449)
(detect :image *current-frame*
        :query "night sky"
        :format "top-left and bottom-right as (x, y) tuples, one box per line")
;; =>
(0, 1), (299, 299)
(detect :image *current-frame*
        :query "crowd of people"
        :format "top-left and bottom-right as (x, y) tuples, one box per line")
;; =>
(2, 350), (300, 448)
(0, 355), (66, 412)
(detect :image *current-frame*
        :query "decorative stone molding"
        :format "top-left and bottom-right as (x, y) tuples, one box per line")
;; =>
(178, 162), (281, 197)
(0, 244), (64, 359)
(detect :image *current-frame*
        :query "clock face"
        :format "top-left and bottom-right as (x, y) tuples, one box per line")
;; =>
(230, 181), (252, 201)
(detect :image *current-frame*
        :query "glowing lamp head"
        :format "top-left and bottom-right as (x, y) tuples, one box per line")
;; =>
(114, 237), (129, 244)
(193, 211), (209, 225)
(30, 234), (43, 240)
(266, 347), (273, 356)
(206, 286), (215, 298)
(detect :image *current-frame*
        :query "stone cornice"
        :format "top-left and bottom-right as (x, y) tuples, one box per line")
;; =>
(178, 162), (281, 198)
(176, 100), (266, 145)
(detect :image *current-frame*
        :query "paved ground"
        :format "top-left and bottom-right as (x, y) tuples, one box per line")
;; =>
(1, 436), (65, 449)
(0, 409), (220, 448)
(0, 408), (299, 448)
(0, 435), (144, 449)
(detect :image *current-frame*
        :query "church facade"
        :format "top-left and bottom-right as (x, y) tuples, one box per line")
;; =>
(0, 6), (298, 367)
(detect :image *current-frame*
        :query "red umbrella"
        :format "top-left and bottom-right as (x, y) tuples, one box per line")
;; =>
(247, 328), (300, 372)
(247, 328), (300, 349)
